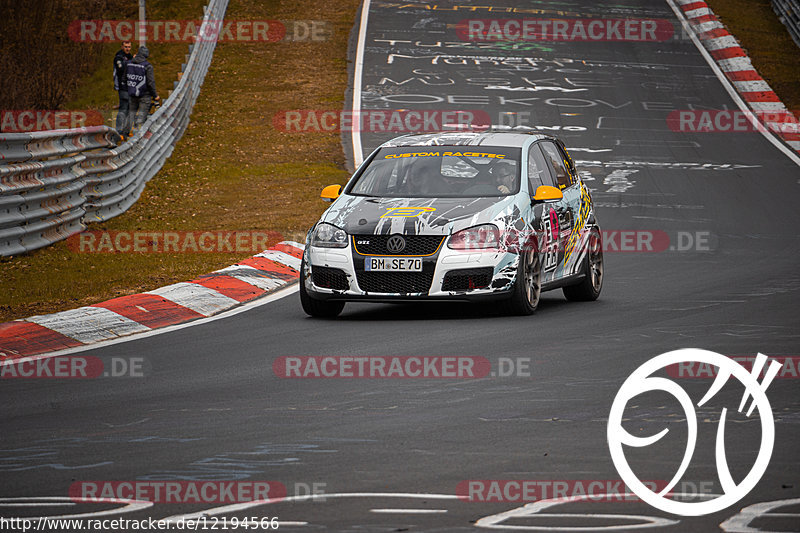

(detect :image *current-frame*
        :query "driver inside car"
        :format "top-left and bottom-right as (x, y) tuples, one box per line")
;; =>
(493, 161), (516, 194)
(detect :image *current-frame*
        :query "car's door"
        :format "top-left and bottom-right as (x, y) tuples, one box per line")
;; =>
(528, 142), (570, 281)
(540, 140), (584, 277)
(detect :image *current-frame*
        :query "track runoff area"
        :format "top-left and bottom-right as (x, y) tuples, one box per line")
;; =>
(2, 0), (800, 532)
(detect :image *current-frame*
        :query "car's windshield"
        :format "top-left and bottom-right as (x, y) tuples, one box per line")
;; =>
(348, 146), (522, 198)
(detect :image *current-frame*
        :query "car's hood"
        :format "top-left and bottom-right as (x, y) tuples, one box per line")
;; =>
(321, 195), (520, 236)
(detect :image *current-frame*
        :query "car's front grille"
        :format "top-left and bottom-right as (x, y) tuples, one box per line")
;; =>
(352, 235), (444, 256)
(356, 271), (434, 294)
(441, 268), (494, 291)
(312, 266), (349, 290)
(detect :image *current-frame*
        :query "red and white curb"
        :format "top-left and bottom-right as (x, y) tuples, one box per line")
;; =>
(673, 0), (800, 154)
(0, 241), (305, 359)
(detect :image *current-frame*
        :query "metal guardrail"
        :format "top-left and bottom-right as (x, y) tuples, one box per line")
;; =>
(773, 0), (800, 48)
(0, 0), (229, 256)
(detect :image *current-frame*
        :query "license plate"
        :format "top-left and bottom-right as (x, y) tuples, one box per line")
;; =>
(364, 257), (422, 272)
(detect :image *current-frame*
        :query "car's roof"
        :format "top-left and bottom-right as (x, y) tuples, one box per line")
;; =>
(379, 131), (554, 149)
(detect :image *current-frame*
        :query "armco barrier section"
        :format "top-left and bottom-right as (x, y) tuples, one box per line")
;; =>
(0, 0), (229, 256)
(772, 0), (800, 48)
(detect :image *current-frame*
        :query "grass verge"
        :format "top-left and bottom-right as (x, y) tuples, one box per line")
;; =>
(0, 0), (360, 322)
(705, 0), (800, 113)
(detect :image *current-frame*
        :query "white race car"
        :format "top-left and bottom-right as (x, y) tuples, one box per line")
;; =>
(300, 131), (602, 317)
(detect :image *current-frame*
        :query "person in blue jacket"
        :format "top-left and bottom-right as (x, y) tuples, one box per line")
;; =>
(124, 45), (160, 136)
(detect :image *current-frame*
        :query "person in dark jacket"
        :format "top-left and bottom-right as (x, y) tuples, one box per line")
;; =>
(124, 45), (160, 136)
(113, 41), (132, 135)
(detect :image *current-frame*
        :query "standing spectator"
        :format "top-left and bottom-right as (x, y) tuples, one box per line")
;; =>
(113, 41), (132, 137)
(125, 45), (159, 136)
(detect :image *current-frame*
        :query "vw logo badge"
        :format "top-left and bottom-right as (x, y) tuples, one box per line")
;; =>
(386, 235), (406, 253)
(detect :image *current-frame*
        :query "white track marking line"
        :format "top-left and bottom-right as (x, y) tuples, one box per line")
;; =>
(160, 492), (460, 523)
(351, 0), (371, 166)
(213, 265), (287, 291)
(0, 496), (152, 521)
(666, 0), (800, 167)
(147, 282), (240, 316)
(475, 492), (687, 530)
(370, 508), (448, 514)
(732, 80), (773, 93)
(703, 35), (739, 51)
(279, 241), (306, 251)
(716, 56), (754, 72)
(748, 102), (789, 112)
(720, 498), (800, 532)
(253, 250), (302, 271)
(2, 284), (299, 363)
(684, 7), (712, 18)
(28, 307), (150, 343)
(0, 503), (75, 507)
(693, 20), (724, 33)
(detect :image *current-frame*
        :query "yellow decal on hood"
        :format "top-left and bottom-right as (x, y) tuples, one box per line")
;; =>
(381, 207), (437, 218)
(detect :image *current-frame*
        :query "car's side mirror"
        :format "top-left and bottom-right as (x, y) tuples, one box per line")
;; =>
(532, 185), (563, 203)
(320, 184), (342, 202)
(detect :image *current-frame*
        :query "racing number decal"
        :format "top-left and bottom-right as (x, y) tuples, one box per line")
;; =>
(381, 207), (436, 218)
(542, 207), (559, 272)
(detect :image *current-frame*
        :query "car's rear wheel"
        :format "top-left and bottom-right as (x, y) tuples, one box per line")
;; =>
(563, 228), (603, 301)
(299, 260), (345, 318)
(506, 248), (541, 316)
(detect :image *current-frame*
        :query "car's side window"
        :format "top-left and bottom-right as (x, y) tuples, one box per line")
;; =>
(541, 142), (573, 189)
(528, 144), (556, 193)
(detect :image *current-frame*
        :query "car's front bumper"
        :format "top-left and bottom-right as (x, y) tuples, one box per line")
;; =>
(303, 240), (520, 302)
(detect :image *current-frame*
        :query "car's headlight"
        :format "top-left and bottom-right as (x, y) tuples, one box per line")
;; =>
(448, 224), (501, 250)
(311, 223), (348, 248)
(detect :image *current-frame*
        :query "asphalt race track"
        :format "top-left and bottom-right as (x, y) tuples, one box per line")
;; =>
(2, 0), (799, 531)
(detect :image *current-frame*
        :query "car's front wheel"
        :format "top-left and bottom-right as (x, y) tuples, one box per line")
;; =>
(563, 228), (603, 301)
(299, 260), (345, 318)
(506, 248), (541, 316)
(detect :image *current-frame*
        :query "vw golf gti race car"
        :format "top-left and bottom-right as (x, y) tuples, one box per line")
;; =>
(300, 131), (603, 317)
